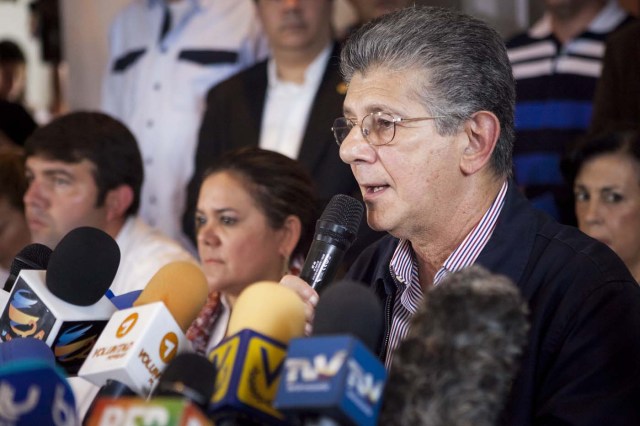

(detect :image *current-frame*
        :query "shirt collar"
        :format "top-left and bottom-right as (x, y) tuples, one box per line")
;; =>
(147, 0), (207, 11)
(266, 43), (333, 89)
(529, 0), (626, 39)
(390, 180), (509, 287)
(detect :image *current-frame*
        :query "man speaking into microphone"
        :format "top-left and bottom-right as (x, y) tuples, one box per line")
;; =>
(280, 6), (640, 425)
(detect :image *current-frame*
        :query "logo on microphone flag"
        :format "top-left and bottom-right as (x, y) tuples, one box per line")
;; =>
(275, 336), (386, 426)
(208, 329), (288, 423)
(0, 279), (56, 341)
(117, 313), (138, 338)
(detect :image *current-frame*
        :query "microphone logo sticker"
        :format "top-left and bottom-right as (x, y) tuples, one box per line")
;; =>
(159, 332), (179, 364)
(283, 350), (347, 390)
(52, 320), (108, 375)
(116, 312), (138, 338)
(0, 280), (56, 342)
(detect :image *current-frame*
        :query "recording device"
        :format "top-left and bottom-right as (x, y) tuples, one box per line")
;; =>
(379, 266), (530, 426)
(0, 336), (55, 366)
(3, 243), (52, 292)
(299, 195), (364, 292)
(85, 353), (216, 426)
(78, 261), (209, 396)
(0, 359), (77, 425)
(208, 281), (306, 425)
(0, 227), (120, 375)
(275, 281), (386, 426)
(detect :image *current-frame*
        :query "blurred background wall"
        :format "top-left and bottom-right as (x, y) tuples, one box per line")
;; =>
(1, 0), (638, 120)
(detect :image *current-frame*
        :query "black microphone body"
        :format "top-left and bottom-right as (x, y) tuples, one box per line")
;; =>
(299, 195), (363, 292)
(3, 243), (52, 292)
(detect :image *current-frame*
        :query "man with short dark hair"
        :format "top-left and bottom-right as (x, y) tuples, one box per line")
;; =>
(23, 111), (195, 298)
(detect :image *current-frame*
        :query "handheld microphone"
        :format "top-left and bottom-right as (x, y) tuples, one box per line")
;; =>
(78, 261), (209, 396)
(0, 227), (120, 375)
(208, 281), (306, 425)
(3, 243), (52, 293)
(379, 265), (529, 426)
(275, 280), (386, 426)
(299, 195), (364, 292)
(85, 353), (216, 426)
(0, 359), (77, 425)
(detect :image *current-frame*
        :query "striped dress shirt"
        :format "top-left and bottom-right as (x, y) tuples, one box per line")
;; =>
(385, 181), (508, 369)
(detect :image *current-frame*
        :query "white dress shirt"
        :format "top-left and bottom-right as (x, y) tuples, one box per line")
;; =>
(102, 0), (267, 248)
(259, 44), (332, 159)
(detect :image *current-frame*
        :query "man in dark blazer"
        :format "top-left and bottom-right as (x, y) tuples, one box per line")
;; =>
(184, 0), (378, 261)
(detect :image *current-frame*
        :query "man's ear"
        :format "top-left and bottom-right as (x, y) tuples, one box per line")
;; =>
(278, 215), (302, 259)
(104, 185), (134, 222)
(459, 111), (501, 176)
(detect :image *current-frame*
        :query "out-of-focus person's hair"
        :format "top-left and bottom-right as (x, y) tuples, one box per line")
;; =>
(381, 265), (529, 426)
(0, 39), (27, 102)
(200, 147), (317, 260)
(561, 130), (640, 186)
(24, 111), (144, 216)
(340, 6), (515, 178)
(0, 147), (28, 211)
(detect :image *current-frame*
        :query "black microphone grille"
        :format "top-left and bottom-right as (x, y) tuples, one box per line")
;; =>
(318, 194), (364, 236)
(312, 280), (384, 353)
(10, 243), (53, 277)
(156, 353), (217, 408)
(46, 226), (121, 306)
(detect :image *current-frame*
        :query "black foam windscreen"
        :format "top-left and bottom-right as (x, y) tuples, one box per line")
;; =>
(312, 280), (384, 352)
(9, 243), (52, 276)
(155, 353), (217, 408)
(317, 194), (364, 246)
(46, 227), (120, 306)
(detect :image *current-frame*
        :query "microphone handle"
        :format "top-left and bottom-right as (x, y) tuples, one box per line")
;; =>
(3, 274), (17, 292)
(299, 240), (346, 292)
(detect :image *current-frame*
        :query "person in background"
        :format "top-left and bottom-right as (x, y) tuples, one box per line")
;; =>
(506, 0), (634, 224)
(590, 20), (640, 133)
(346, 0), (410, 26)
(0, 148), (31, 285)
(185, 0), (380, 267)
(23, 111), (195, 298)
(281, 7), (640, 424)
(102, 0), (266, 250)
(562, 130), (640, 282)
(0, 39), (27, 104)
(24, 111), (201, 418)
(186, 147), (315, 355)
(0, 40), (37, 147)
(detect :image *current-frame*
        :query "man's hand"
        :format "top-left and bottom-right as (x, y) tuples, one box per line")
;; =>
(280, 274), (319, 336)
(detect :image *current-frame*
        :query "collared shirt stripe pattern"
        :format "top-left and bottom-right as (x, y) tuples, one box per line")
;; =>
(385, 181), (508, 369)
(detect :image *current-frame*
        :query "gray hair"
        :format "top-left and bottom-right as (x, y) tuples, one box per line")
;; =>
(341, 6), (515, 177)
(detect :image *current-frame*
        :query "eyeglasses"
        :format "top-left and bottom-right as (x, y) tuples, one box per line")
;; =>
(332, 112), (445, 147)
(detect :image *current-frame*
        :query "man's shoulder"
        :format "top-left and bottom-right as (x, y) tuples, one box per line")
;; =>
(205, 59), (268, 102)
(524, 213), (636, 300)
(119, 217), (195, 263)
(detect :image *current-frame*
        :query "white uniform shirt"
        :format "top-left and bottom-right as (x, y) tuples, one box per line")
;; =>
(102, 0), (267, 248)
(259, 44), (332, 159)
(110, 216), (196, 296)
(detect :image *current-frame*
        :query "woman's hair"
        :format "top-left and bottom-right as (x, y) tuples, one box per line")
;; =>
(200, 147), (317, 260)
(561, 130), (640, 186)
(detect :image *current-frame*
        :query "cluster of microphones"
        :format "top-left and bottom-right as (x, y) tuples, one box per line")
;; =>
(0, 195), (530, 426)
